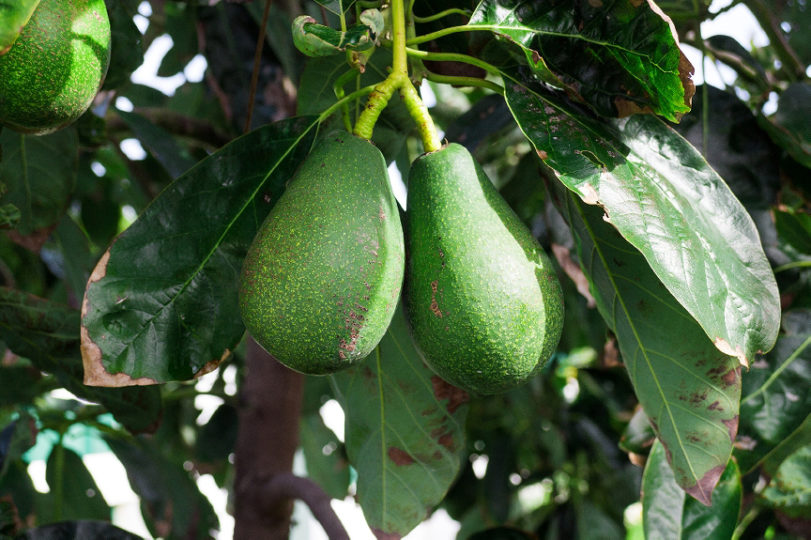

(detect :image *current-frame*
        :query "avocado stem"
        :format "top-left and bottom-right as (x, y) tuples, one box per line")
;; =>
(352, 0), (442, 152)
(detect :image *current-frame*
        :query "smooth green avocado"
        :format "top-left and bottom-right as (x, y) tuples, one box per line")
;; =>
(404, 143), (563, 394)
(0, 0), (111, 135)
(239, 132), (404, 375)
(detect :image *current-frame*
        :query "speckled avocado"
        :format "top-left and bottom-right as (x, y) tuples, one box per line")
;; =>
(0, 0), (111, 135)
(239, 132), (404, 374)
(404, 143), (563, 395)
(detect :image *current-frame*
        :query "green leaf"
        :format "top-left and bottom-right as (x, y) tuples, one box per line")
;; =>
(101, 0), (144, 90)
(331, 306), (469, 537)
(0, 288), (162, 433)
(292, 15), (379, 57)
(642, 439), (741, 539)
(0, 0), (39, 54)
(300, 413), (350, 500)
(18, 521), (144, 540)
(0, 128), (77, 237)
(115, 110), (197, 179)
(194, 403), (237, 466)
(759, 83), (811, 169)
(0, 412), (37, 479)
(469, 0), (693, 122)
(40, 445), (109, 522)
(507, 81), (780, 365)
(619, 407), (655, 456)
(81, 117), (318, 384)
(735, 310), (811, 473)
(556, 190), (741, 504)
(106, 435), (218, 539)
(761, 444), (811, 515)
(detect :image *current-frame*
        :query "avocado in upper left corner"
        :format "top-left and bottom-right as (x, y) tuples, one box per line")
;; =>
(0, 0), (111, 135)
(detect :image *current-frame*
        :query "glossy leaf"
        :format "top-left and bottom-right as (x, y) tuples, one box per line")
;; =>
(507, 80), (780, 366)
(557, 190), (741, 504)
(469, 0), (694, 121)
(0, 0), (39, 54)
(735, 310), (811, 473)
(0, 128), (77, 238)
(331, 306), (469, 537)
(0, 288), (162, 433)
(106, 435), (218, 539)
(81, 117), (318, 384)
(18, 520), (143, 540)
(759, 83), (811, 169)
(642, 439), (741, 539)
(292, 15), (380, 57)
(41, 445), (109, 522)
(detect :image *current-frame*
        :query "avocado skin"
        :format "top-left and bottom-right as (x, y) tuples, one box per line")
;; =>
(0, 0), (111, 135)
(404, 143), (563, 394)
(239, 132), (404, 375)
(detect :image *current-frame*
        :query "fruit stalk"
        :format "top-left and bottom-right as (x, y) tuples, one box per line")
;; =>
(352, 0), (441, 151)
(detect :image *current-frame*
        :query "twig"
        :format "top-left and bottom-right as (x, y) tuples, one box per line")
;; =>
(743, 0), (805, 81)
(250, 472), (350, 540)
(245, 0), (273, 133)
(105, 108), (231, 148)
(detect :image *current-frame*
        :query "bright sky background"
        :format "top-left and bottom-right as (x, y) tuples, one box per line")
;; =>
(25, 1), (775, 539)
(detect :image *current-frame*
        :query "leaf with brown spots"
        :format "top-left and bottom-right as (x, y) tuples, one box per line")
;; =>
(331, 306), (469, 537)
(556, 190), (741, 504)
(642, 439), (741, 538)
(506, 80), (779, 367)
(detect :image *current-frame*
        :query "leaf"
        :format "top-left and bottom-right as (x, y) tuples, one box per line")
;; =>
(40, 445), (109, 522)
(507, 80), (780, 365)
(106, 435), (218, 539)
(101, 0), (144, 90)
(81, 117), (318, 385)
(115, 110), (197, 179)
(642, 439), (741, 540)
(331, 306), (469, 537)
(469, 0), (694, 122)
(759, 83), (811, 169)
(0, 128), (77, 238)
(556, 189), (741, 505)
(0, 287), (162, 433)
(0, 0), (39, 54)
(0, 412), (36, 478)
(761, 445), (811, 514)
(194, 403), (237, 466)
(17, 520), (144, 540)
(300, 413), (350, 500)
(735, 310), (811, 474)
(619, 406), (655, 456)
(292, 15), (379, 57)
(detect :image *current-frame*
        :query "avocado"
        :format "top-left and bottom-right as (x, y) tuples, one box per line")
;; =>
(239, 132), (404, 374)
(404, 143), (563, 394)
(0, 0), (111, 135)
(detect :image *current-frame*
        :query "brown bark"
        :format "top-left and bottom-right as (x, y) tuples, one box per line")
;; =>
(233, 337), (305, 539)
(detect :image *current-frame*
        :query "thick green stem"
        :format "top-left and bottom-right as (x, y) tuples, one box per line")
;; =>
(353, 75), (401, 140)
(401, 82), (442, 151)
(353, 0), (442, 151)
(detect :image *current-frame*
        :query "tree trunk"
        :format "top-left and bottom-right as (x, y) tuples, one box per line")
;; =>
(233, 337), (304, 539)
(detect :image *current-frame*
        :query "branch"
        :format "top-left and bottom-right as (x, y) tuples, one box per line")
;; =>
(106, 108), (232, 148)
(250, 472), (350, 540)
(743, 0), (805, 81)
